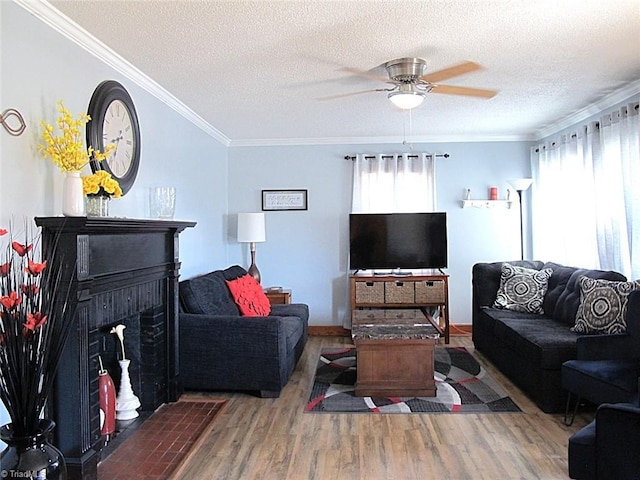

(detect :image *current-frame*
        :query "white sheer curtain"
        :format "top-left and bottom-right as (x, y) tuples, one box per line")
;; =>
(351, 153), (437, 213)
(531, 102), (640, 279)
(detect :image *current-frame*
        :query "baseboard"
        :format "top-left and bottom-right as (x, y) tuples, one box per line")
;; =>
(309, 326), (350, 336)
(309, 324), (472, 337)
(450, 324), (473, 336)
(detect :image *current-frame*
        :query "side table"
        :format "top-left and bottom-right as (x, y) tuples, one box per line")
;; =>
(264, 288), (291, 304)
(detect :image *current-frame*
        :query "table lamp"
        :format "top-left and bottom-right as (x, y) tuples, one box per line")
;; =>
(237, 212), (266, 282)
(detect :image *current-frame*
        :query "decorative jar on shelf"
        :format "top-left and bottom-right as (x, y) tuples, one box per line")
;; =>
(85, 195), (110, 217)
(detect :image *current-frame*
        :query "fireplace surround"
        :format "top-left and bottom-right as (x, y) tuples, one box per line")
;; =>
(35, 217), (195, 480)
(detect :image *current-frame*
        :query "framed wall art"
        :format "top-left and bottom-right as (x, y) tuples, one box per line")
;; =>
(262, 189), (308, 211)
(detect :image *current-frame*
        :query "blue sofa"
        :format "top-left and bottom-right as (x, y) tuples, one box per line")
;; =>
(178, 265), (309, 397)
(472, 260), (629, 413)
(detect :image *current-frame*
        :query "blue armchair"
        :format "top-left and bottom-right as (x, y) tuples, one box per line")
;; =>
(562, 290), (640, 425)
(568, 399), (640, 479)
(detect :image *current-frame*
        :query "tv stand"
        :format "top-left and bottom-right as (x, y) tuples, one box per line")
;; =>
(350, 272), (450, 343)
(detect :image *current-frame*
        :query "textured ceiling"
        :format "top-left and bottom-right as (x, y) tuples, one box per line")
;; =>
(47, 0), (640, 145)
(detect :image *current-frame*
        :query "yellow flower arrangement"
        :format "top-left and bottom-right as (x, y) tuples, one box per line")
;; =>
(82, 170), (123, 198)
(39, 100), (113, 172)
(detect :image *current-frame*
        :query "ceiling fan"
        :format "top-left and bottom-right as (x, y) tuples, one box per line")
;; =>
(323, 58), (498, 109)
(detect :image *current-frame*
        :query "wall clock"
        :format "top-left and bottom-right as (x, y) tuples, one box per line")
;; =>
(86, 80), (141, 195)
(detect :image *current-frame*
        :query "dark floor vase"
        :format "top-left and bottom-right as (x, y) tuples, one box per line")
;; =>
(0, 419), (67, 480)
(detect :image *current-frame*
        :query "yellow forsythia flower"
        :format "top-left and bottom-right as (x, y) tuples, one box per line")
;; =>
(39, 101), (114, 173)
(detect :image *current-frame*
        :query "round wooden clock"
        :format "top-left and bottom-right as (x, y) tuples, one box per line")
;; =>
(86, 80), (141, 195)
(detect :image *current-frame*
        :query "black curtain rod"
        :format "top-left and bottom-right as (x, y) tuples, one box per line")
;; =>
(344, 153), (450, 161)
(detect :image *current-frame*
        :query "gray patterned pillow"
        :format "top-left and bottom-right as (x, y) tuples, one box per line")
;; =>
(493, 263), (553, 314)
(572, 277), (640, 334)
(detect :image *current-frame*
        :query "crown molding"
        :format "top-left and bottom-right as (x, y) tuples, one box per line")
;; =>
(228, 132), (534, 148)
(16, 0), (231, 146)
(534, 79), (640, 140)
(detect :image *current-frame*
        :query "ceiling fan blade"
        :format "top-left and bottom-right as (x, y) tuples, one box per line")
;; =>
(317, 89), (382, 101)
(430, 84), (498, 98)
(339, 66), (390, 83)
(420, 61), (483, 83)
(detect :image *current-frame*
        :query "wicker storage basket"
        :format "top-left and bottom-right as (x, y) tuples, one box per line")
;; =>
(384, 281), (415, 303)
(352, 309), (386, 324)
(415, 279), (445, 303)
(354, 281), (384, 304)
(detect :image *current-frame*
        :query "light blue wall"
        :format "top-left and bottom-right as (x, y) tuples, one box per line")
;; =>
(228, 141), (532, 326)
(0, 2), (229, 278)
(0, 2), (228, 426)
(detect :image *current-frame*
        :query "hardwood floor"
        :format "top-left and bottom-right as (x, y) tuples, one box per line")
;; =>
(176, 335), (592, 480)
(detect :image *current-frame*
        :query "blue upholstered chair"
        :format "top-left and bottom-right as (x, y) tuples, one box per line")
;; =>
(562, 290), (640, 425)
(568, 396), (640, 479)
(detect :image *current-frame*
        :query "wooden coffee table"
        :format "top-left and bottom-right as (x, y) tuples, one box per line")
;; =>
(351, 309), (440, 397)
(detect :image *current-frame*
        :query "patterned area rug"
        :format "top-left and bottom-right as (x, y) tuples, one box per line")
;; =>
(305, 346), (521, 413)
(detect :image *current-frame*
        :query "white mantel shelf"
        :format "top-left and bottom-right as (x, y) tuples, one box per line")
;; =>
(461, 199), (514, 209)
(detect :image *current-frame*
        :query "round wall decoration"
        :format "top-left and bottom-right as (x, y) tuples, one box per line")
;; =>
(86, 80), (141, 195)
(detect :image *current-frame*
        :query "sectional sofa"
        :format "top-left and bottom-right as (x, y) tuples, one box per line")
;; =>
(472, 260), (635, 413)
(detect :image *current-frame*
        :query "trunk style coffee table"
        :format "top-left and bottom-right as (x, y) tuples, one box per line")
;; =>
(352, 309), (440, 397)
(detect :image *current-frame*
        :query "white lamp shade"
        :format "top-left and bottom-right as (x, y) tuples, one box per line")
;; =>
(508, 178), (533, 192)
(237, 212), (266, 243)
(388, 91), (425, 110)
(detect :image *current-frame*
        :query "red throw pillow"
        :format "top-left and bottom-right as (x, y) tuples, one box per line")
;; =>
(225, 274), (271, 316)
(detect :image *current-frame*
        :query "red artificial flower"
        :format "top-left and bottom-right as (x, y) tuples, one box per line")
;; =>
(21, 284), (39, 297)
(0, 262), (10, 277)
(0, 229), (7, 236)
(12, 242), (33, 257)
(0, 291), (22, 310)
(26, 259), (47, 276)
(23, 312), (47, 335)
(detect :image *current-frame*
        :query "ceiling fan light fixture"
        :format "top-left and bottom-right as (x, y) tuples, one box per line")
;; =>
(388, 90), (425, 110)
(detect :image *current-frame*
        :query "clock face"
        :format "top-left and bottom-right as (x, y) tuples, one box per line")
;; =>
(102, 100), (135, 178)
(87, 80), (141, 196)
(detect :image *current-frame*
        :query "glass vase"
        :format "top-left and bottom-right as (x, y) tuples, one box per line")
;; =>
(62, 171), (85, 217)
(0, 419), (67, 480)
(85, 195), (110, 217)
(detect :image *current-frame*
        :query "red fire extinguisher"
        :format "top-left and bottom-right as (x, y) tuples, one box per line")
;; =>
(98, 355), (116, 440)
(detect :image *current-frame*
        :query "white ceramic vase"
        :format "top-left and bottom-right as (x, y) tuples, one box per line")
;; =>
(62, 171), (86, 217)
(115, 359), (141, 420)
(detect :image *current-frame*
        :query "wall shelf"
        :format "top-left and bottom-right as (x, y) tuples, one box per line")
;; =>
(461, 199), (513, 209)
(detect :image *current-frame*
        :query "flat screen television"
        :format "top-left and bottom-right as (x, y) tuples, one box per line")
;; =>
(349, 212), (448, 270)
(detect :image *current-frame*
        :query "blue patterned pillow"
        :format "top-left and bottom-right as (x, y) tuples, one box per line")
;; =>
(493, 263), (553, 314)
(572, 277), (640, 334)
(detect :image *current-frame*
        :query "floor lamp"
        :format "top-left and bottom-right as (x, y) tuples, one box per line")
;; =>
(237, 212), (266, 283)
(508, 178), (533, 260)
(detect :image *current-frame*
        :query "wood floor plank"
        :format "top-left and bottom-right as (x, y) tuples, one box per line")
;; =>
(177, 335), (590, 479)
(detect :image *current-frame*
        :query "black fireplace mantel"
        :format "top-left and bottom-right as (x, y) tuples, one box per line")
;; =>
(35, 217), (196, 480)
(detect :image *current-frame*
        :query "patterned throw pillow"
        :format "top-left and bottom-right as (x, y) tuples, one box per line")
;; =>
(225, 274), (271, 316)
(572, 277), (640, 334)
(493, 263), (553, 314)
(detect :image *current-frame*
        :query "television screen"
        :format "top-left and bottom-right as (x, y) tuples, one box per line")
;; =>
(349, 212), (448, 270)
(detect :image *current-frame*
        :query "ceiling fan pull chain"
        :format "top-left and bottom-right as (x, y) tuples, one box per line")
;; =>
(402, 108), (414, 149)
(408, 108), (414, 149)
